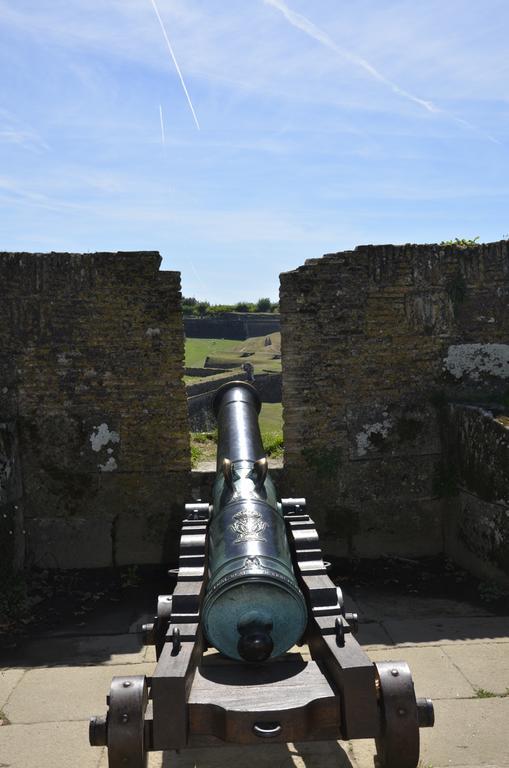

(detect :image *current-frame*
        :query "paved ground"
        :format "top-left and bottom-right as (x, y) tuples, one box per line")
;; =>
(1, 586), (508, 768)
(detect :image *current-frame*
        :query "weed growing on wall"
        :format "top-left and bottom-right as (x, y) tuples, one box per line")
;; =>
(440, 236), (480, 247)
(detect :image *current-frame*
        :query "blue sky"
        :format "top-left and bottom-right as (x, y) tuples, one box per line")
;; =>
(1, 0), (508, 301)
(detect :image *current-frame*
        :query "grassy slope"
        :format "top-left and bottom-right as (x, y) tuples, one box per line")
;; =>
(185, 338), (240, 368)
(185, 334), (281, 377)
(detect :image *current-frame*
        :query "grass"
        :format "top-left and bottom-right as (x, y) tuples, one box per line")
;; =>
(190, 404), (283, 467)
(474, 688), (497, 698)
(0, 709), (11, 726)
(262, 431), (284, 458)
(190, 432), (218, 467)
(185, 335), (281, 379)
(474, 687), (509, 699)
(259, 402), (283, 433)
(185, 338), (240, 368)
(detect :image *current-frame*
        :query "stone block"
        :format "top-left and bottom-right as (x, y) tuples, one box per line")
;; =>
(0, 668), (25, 707)
(351, 498), (442, 557)
(5, 662), (153, 723)
(384, 615), (509, 647)
(0, 722), (102, 768)
(346, 403), (441, 460)
(368, 645), (475, 699)
(443, 642), (509, 695)
(26, 516), (113, 568)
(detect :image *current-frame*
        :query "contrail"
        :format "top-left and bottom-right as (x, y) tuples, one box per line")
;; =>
(264, 0), (437, 113)
(159, 103), (165, 145)
(149, 0), (200, 130)
(263, 0), (501, 143)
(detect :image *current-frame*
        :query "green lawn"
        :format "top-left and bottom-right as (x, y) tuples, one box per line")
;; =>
(185, 338), (240, 368)
(259, 402), (283, 433)
(185, 335), (281, 376)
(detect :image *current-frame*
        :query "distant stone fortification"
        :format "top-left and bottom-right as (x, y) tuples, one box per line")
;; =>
(280, 241), (509, 583)
(184, 313), (280, 340)
(0, 252), (189, 571)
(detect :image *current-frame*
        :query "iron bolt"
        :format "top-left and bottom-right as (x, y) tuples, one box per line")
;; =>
(141, 622), (155, 646)
(123, 681), (131, 688)
(121, 713), (129, 723)
(344, 612), (359, 634)
(397, 708), (406, 716)
(391, 669), (399, 676)
(417, 697), (435, 728)
(89, 715), (108, 746)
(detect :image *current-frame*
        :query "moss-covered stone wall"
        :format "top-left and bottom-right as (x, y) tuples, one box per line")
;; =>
(0, 251), (190, 569)
(280, 241), (509, 557)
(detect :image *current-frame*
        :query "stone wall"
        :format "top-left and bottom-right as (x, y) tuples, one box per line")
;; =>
(444, 404), (509, 587)
(280, 241), (509, 558)
(0, 421), (24, 598)
(184, 313), (280, 340)
(0, 252), (190, 569)
(185, 367), (225, 378)
(186, 372), (247, 399)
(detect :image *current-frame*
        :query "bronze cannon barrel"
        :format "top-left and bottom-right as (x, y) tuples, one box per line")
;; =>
(201, 381), (307, 662)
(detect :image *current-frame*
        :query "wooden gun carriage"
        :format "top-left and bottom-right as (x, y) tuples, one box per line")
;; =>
(89, 382), (434, 767)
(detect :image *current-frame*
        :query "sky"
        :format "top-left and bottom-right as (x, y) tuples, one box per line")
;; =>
(1, 0), (508, 302)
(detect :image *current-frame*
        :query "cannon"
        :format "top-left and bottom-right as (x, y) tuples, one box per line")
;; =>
(90, 380), (434, 767)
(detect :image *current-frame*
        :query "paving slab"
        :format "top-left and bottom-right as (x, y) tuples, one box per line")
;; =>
(0, 667), (25, 707)
(354, 590), (492, 620)
(368, 645), (475, 699)
(355, 621), (395, 649)
(384, 615), (509, 646)
(288, 740), (358, 768)
(0, 721), (104, 768)
(3, 633), (148, 669)
(97, 741), (357, 768)
(443, 642), (509, 695)
(3, 585), (508, 768)
(5, 661), (153, 724)
(351, 697), (509, 768)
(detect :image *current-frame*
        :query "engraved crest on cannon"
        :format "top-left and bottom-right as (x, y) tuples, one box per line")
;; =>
(229, 508), (268, 543)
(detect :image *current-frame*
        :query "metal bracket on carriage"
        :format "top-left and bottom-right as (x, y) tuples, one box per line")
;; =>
(150, 502), (209, 655)
(176, 502), (210, 581)
(283, 503), (359, 638)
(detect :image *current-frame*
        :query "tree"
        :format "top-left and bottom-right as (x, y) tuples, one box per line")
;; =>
(235, 301), (250, 313)
(255, 297), (272, 312)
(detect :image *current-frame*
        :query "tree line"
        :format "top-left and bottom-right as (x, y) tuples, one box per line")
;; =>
(182, 297), (279, 316)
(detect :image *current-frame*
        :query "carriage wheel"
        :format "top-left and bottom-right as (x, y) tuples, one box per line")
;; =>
(374, 661), (424, 768)
(106, 676), (148, 768)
